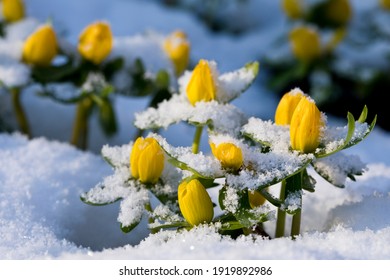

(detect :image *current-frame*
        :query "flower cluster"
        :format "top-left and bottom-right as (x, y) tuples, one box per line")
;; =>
(265, 0), (390, 131)
(82, 57), (375, 239)
(0, 1), (190, 148)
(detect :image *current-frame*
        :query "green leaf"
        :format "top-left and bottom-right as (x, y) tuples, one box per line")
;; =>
(80, 193), (121, 206)
(102, 57), (124, 80)
(97, 98), (118, 136)
(301, 168), (316, 193)
(31, 59), (78, 84)
(357, 105), (368, 123)
(149, 221), (190, 231)
(120, 219), (141, 233)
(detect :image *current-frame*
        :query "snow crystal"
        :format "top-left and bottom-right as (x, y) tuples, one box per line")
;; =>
(281, 191), (302, 212)
(117, 188), (149, 227)
(242, 117), (291, 152)
(101, 143), (131, 168)
(0, 59), (31, 88)
(150, 133), (224, 178)
(222, 186), (240, 213)
(313, 153), (367, 187)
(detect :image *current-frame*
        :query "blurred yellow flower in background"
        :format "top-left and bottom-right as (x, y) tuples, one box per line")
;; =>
(289, 25), (322, 63)
(2, 0), (25, 23)
(163, 30), (190, 76)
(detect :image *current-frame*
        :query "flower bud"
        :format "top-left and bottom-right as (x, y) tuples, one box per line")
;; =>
(248, 190), (266, 208)
(130, 137), (164, 184)
(22, 24), (58, 67)
(380, 0), (390, 10)
(78, 21), (113, 65)
(178, 179), (214, 226)
(323, 0), (352, 27)
(290, 96), (323, 153)
(163, 30), (190, 76)
(210, 142), (243, 171)
(2, 0), (25, 23)
(289, 26), (321, 63)
(274, 88), (305, 125)
(186, 59), (216, 106)
(281, 0), (304, 19)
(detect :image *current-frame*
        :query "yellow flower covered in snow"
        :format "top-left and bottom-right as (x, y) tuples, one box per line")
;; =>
(248, 190), (266, 209)
(178, 179), (214, 226)
(163, 30), (190, 76)
(274, 89), (305, 125)
(22, 24), (58, 67)
(210, 142), (243, 171)
(290, 96), (323, 153)
(186, 59), (216, 106)
(289, 26), (321, 63)
(2, 0), (25, 23)
(380, 0), (390, 10)
(130, 137), (164, 184)
(281, 0), (304, 19)
(78, 21), (113, 65)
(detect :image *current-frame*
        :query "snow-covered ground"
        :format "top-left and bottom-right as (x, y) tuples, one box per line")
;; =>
(1, 0), (390, 260)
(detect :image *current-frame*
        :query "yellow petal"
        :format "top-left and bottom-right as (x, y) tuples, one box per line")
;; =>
(324, 0), (352, 27)
(130, 137), (164, 184)
(274, 88), (305, 125)
(2, 0), (25, 23)
(211, 142), (243, 171)
(22, 24), (58, 67)
(281, 0), (304, 19)
(78, 21), (113, 65)
(178, 179), (214, 226)
(163, 30), (190, 76)
(290, 97), (323, 153)
(186, 59), (216, 106)
(289, 26), (321, 63)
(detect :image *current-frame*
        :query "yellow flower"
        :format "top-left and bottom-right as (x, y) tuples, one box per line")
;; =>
(274, 89), (305, 125)
(186, 59), (216, 106)
(248, 190), (266, 208)
(324, 0), (352, 27)
(281, 0), (304, 19)
(178, 179), (214, 226)
(78, 21), (113, 65)
(163, 30), (190, 76)
(210, 142), (243, 171)
(380, 0), (390, 10)
(130, 137), (164, 184)
(290, 96), (323, 153)
(289, 26), (321, 63)
(22, 24), (58, 67)
(2, 0), (25, 23)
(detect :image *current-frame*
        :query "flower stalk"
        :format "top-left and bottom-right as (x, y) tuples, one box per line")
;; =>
(192, 126), (203, 154)
(70, 96), (93, 150)
(10, 88), (31, 138)
(275, 180), (286, 238)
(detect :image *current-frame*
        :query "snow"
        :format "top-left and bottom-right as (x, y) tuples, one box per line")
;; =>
(1, 0), (390, 261)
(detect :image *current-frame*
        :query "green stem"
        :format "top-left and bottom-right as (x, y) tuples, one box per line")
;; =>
(275, 180), (286, 238)
(291, 209), (301, 239)
(70, 96), (93, 150)
(10, 88), (31, 138)
(192, 126), (203, 154)
(287, 171), (303, 239)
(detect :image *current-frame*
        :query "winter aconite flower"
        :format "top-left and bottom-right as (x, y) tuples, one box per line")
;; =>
(248, 190), (266, 209)
(380, 0), (390, 10)
(275, 88), (305, 125)
(289, 26), (321, 63)
(2, 0), (25, 23)
(178, 179), (214, 226)
(78, 21), (113, 65)
(163, 30), (190, 76)
(22, 24), (58, 67)
(130, 137), (164, 184)
(186, 59), (217, 106)
(281, 0), (304, 19)
(323, 0), (352, 27)
(210, 142), (243, 171)
(290, 96), (323, 153)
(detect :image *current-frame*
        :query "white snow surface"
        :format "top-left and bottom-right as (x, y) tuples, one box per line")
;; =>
(1, 0), (390, 260)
